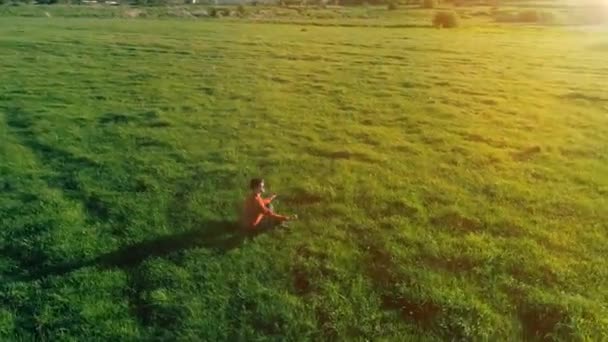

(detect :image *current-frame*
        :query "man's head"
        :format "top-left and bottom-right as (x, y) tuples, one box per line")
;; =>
(249, 178), (265, 194)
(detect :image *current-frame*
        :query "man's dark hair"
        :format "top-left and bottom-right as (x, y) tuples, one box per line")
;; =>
(250, 178), (264, 190)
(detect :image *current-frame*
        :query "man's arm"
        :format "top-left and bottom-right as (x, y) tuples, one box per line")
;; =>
(256, 196), (287, 220)
(263, 194), (277, 205)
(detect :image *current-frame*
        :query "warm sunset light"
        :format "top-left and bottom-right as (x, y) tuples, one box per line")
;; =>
(1, 0), (606, 340)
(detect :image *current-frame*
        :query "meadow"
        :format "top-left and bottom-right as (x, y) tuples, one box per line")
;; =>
(0, 3), (607, 340)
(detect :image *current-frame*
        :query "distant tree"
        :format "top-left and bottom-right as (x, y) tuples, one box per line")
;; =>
(433, 11), (459, 27)
(236, 4), (247, 16)
(132, 0), (171, 5)
(422, 0), (435, 8)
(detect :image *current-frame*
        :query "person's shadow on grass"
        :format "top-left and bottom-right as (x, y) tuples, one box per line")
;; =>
(95, 220), (244, 269)
(9, 220), (267, 283)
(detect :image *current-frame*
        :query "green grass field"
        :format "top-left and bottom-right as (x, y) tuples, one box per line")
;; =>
(1, 6), (607, 340)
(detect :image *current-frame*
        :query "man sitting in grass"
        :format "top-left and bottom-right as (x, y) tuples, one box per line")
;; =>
(240, 178), (296, 230)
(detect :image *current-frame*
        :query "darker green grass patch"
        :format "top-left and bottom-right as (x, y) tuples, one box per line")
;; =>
(307, 147), (376, 163)
(560, 91), (608, 103)
(511, 292), (602, 342)
(383, 200), (420, 218)
(281, 187), (324, 206)
(12, 220), (244, 282)
(135, 136), (174, 149)
(292, 267), (313, 295)
(430, 210), (482, 233)
(485, 220), (526, 238)
(99, 112), (138, 125)
(512, 145), (542, 161)
(421, 254), (476, 273)
(509, 261), (559, 288)
(98, 111), (170, 128)
(463, 133), (508, 148)
(381, 295), (441, 328)
(520, 304), (569, 341)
